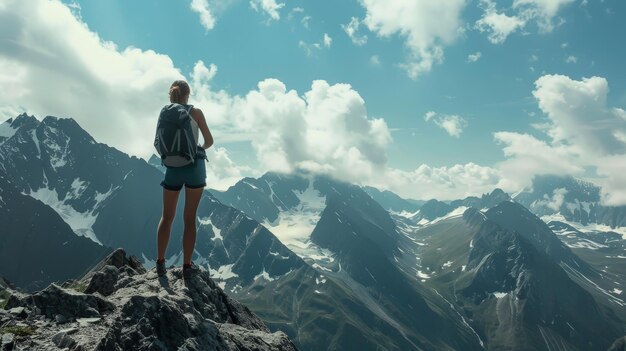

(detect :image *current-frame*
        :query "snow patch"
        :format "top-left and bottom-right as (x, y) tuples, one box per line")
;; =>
(210, 264), (239, 280)
(493, 292), (507, 299)
(0, 120), (17, 141)
(262, 178), (326, 253)
(199, 216), (223, 242)
(254, 268), (275, 282)
(417, 270), (431, 279)
(26, 179), (115, 245)
(542, 213), (626, 239)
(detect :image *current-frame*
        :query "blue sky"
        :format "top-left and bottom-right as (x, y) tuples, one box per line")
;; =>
(70, 0), (625, 168)
(1, 0), (626, 201)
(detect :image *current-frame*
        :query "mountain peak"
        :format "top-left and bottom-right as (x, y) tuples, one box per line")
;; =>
(1, 249), (297, 351)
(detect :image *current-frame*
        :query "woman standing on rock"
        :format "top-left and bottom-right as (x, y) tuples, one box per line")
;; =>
(154, 80), (213, 279)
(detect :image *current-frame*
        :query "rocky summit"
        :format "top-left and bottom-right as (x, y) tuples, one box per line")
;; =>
(0, 249), (298, 351)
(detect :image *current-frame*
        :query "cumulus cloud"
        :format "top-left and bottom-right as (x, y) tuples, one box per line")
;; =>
(341, 17), (368, 46)
(374, 163), (502, 201)
(358, 0), (465, 79)
(249, 0), (284, 21)
(0, 0), (184, 156)
(513, 0), (575, 32)
(467, 52), (482, 63)
(565, 55), (577, 63)
(424, 111), (467, 138)
(226, 79), (392, 184)
(475, 0), (575, 44)
(493, 74), (626, 205)
(190, 0), (216, 31)
(475, 0), (525, 44)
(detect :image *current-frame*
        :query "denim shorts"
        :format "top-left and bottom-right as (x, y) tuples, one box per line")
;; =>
(160, 160), (206, 191)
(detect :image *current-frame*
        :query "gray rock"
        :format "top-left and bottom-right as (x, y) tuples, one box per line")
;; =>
(84, 265), (119, 296)
(1, 249), (297, 351)
(52, 330), (77, 349)
(1, 333), (14, 351)
(8, 307), (27, 319)
(12, 284), (114, 322)
(76, 317), (101, 327)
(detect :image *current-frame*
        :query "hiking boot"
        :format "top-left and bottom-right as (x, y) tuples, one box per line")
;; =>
(183, 263), (200, 279)
(156, 260), (167, 277)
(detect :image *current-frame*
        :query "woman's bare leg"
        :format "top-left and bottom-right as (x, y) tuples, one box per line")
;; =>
(157, 188), (180, 261)
(183, 187), (203, 265)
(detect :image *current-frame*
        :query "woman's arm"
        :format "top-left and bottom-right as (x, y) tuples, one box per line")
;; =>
(191, 108), (214, 149)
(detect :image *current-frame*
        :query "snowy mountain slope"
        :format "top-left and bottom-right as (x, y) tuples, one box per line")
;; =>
(514, 175), (626, 234)
(213, 172), (485, 350)
(396, 205), (623, 351)
(0, 173), (111, 291)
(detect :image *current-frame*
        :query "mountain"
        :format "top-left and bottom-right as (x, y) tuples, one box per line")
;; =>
(399, 202), (623, 350)
(361, 185), (423, 213)
(0, 249), (297, 350)
(450, 188), (511, 209)
(4, 113), (625, 350)
(211, 172), (485, 350)
(514, 174), (626, 230)
(0, 172), (111, 291)
(399, 189), (511, 225)
(1, 114), (482, 350)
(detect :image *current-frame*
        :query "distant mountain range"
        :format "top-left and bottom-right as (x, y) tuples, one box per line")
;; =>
(1, 113), (625, 350)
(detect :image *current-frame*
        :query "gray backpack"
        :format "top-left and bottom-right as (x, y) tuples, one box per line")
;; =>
(154, 103), (198, 167)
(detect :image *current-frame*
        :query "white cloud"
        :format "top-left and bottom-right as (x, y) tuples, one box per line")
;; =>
(249, 0), (284, 21)
(205, 147), (256, 190)
(424, 111), (467, 138)
(358, 0), (465, 79)
(228, 79), (392, 183)
(475, 0), (575, 44)
(565, 55), (577, 63)
(534, 188), (568, 211)
(476, 0), (525, 44)
(375, 163), (502, 201)
(512, 0), (575, 32)
(533, 75), (626, 156)
(493, 74), (626, 205)
(467, 51), (482, 63)
(323, 33), (333, 48)
(190, 0), (216, 31)
(0, 0), (184, 157)
(299, 34), (332, 56)
(370, 55), (381, 66)
(341, 17), (368, 46)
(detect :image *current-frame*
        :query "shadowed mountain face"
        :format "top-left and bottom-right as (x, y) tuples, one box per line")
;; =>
(404, 203), (624, 351)
(459, 207), (621, 350)
(0, 174), (111, 291)
(213, 172), (485, 350)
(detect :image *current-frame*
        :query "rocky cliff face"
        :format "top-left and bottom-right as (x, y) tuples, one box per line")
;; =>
(0, 249), (298, 351)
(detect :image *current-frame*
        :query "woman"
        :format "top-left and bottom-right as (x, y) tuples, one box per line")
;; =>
(156, 80), (213, 279)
